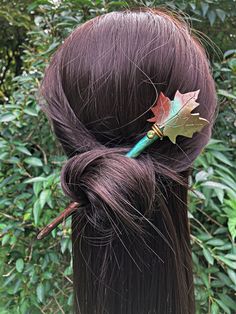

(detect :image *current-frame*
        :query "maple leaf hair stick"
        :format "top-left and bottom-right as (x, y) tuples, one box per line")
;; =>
(37, 89), (209, 240)
(126, 89), (209, 157)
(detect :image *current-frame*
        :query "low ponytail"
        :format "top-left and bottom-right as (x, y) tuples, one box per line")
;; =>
(70, 161), (192, 314)
(60, 146), (192, 313)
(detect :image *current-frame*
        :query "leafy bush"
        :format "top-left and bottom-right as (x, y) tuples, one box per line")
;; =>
(190, 138), (236, 313)
(0, 1), (235, 313)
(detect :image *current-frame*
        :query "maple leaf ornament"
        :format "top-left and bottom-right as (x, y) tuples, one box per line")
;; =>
(147, 90), (209, 143)
(125, 89), (209, 158)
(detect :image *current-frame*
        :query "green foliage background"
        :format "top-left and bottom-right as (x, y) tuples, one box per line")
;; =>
(0, 0), (235, 313)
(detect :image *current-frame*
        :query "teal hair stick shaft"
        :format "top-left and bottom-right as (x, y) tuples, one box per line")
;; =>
(125, 132), (160, 158)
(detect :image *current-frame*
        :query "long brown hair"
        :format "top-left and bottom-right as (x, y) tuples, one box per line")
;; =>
(41, 7), (217, 314)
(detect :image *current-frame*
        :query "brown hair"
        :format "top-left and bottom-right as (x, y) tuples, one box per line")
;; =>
(41, 7), (217, 314)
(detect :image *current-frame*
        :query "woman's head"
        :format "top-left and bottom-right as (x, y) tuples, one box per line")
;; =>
(41, 7), (217, 314)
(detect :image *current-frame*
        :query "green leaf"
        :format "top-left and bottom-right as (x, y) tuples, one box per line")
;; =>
(189, 3), (196, 10)
(216, 9), (226, 22)
(39, 189), (52, 208)
(207, 10), (216, 26)
(33, 199), (43, 225)
(206, 239), (225, 246)
(215, 244), (233, 251)
(227, 268), (236, 286)
(24, 157), (43, 167)
(16, 146), (32, 156)
(195, 170), (208, 182)
(201, 2), (209, 16)
(2, 234), (10, 246)
(201, 181), (228, 190)
(33, 181), (43, 197)
(0, 152), (9, 160)
(211, 302), (219, 314)
(39, 40), (60, 56)
(64, 265), (73, 276)
(215, 299), (231, 314)
(24, 177), (47, 183)
(201, 272), (210, 288)
(43, 174), (56, 188)
(36, 283), (45, 303)
(229, 58), (236, 71)
(3, 273), (16, 287)
(203, 248), (214, 265)
(217, 256), (236, 269)
(225, 254), (236, 261)
(218, 89), (236, 99)
(13, 279), (22, 294)
(213, 151), (233, 167)
(217, 272), (233, 287)
(60, 237), (70, 254)
(228, 217), (236, 242)
(16, 258), (24, 273)
(24, 107), (38, 116)
(67, 293), (73, 306)
(0, 113), (16, 122)
(214, 188), (224, 204)
(218, 294), (236, 311)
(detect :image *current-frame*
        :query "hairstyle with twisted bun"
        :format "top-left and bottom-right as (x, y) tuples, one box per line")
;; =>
(41, 7), (217, 314)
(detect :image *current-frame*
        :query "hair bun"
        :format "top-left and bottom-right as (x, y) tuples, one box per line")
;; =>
(61, 148), (157, 233)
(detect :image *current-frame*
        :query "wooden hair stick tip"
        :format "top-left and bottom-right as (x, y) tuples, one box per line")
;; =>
(37, 202), (79, 240)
